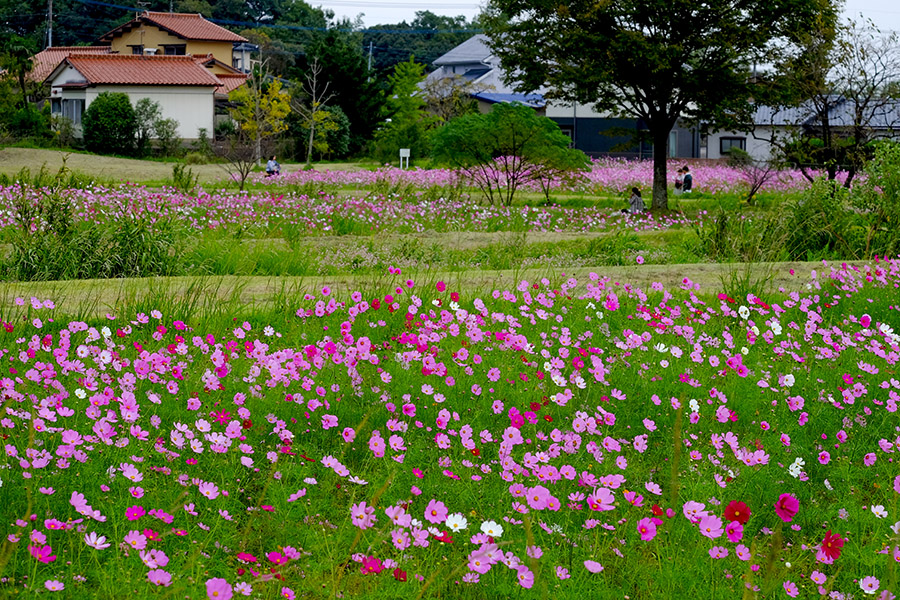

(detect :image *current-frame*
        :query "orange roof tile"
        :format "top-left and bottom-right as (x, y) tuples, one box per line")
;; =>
(29, 46), (112, 82)
(98, 12), (247, 44)
(52, 54), (221, 87)
(215, 73), (248, 96)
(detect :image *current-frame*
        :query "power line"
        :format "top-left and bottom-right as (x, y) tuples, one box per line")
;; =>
(70, 0), (481, 34)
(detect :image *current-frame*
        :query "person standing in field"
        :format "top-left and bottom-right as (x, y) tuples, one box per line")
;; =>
(674, 167), (684, 195)
(682, 165), (693, 193)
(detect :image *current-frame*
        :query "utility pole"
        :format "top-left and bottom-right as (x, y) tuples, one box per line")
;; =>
(367, 41), (373, 72)
(47, 0), (53, 48)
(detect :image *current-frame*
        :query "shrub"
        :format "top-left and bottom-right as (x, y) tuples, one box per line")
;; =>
(82, 92), (137, 155)
(154, 117), (181, 157)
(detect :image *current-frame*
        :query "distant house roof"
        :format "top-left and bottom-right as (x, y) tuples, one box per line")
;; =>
(28, 46), (112, 82)
(98, 11), (247, 44)
(47, 54), (222, 87)
(472, 92), (546, 109)
(433, 34), (491, 66)
(461, 67), (490, 81)
(754, 96), (900, 130)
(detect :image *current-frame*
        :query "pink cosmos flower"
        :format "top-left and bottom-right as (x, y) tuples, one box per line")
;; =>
(709, 546), (728, 559)
(126, 505), (146, 521)
(584, 560), (604, 573)
(281, 587), (296, 599)
(360, 556), (384, 575)
(123, 530), (147, 550)
(206, 577), (232, 600)
(351, 501), (377, 529)
(424, 499), (448, 524)
(198, 481), (220, 500)
(726, 521), (744, 543)
(516, 566), (534, 589)
(783, 580), (799, 597)
(636, 517), (657, 541)
(44, 580), (64, 591)
(859, 576), (879, 594)
(587, 488), (615, 511)
(28, 544), (56, 563)
(698, 514), (724, 539)
(147, 569), (172, 586)
(774, 494), (799, 522)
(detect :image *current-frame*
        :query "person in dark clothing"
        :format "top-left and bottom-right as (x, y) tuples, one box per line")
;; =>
(621, 187), (645, 214)
(682, 165), (693, 193)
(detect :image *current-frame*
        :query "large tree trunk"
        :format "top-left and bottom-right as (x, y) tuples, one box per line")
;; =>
(651, 127), (669, 211)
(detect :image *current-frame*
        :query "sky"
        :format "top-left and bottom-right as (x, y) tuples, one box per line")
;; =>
(313, 0), (900, 32)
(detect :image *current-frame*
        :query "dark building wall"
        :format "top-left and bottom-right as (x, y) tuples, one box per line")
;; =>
(550, 116), (701, 159)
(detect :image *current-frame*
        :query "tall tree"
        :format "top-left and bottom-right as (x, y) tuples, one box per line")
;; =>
(228, 65), (291, 163)
(302, 27), (385, 155)
(483, 0), (839, 210)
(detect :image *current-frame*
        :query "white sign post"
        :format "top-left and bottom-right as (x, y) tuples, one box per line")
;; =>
(399, 148), (410, 169)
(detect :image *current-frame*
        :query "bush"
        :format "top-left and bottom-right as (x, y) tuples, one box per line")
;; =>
(82, 92), (137, 155)
(154, 117), (181, 157)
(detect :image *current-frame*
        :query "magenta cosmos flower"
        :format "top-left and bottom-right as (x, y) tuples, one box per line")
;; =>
(774, 494), (800, 522)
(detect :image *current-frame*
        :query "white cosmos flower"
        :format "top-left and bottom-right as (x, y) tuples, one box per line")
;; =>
(480, 520), (503, 537)
(445, 513), (468, 532)
(738, 306), (750, 319)
(871, 505), (887, 519)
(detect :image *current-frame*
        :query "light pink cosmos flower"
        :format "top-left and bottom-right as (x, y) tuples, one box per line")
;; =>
(198, 482), (220, 500)
(424, 499), (448, 524)
(123, 531), (147, 550)
(147, 569), (172, 586)
(206, 577), (232, 600)
(699, 515), (724, 539)
(584, 560), (604, 573)
(350, 501), (376, 529)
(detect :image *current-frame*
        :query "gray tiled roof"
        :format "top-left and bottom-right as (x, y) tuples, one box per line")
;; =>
(433, 34), (491, 66)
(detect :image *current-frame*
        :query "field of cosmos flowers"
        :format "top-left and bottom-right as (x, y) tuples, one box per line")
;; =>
(0, 160), (898, 599)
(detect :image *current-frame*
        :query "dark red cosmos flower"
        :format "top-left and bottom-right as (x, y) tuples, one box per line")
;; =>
(820, 530), (845, 560)
(724, 500), (751, 525)
(651, 504), (664, 517)
(393, 568), (407, 582)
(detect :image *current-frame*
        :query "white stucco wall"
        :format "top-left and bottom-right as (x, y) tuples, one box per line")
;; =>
(706, 127), (790, 161)
(85, 86), (214, 140)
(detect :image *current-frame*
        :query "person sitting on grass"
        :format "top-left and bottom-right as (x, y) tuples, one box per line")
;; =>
(266, 155), (281, 177)
(621, 187), (645, 214)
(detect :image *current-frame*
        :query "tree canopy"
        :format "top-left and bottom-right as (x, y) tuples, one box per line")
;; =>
(483, 0), (840, 210)
(432, 102), (588, 206)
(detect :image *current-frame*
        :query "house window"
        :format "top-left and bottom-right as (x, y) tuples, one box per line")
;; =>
(668, 130), (678, 157)
(559, 126), (574, 149)
(720, 137), (746, 155)
(129, 45), (143, 55)
(62, 99), (85, 125)
(162, 45), (187, 56)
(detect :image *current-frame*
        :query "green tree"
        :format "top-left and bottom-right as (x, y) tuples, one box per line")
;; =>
(134, 98), (162, 157)
(374, 58), (438, 165)
(0, 34), (35, 110)
(432, 102), (588, 206)
(81, 92), (137, 156)
(228, 67), (291, 163)
(302, 28), (386, 155)
(484, 0), (838, 210)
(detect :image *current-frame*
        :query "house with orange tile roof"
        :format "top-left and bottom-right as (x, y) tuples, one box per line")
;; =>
(97, 11), (250, 70)
(46, 54), (221, 140)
